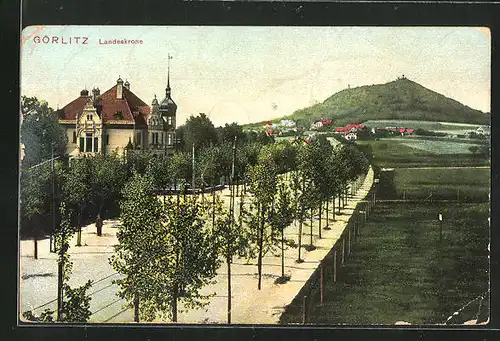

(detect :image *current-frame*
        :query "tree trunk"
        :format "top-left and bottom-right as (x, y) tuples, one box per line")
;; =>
(332, 196), (336, 221)
(133, 294), (140, 322)
(33, 237), (38, 260)
(239, 194), (244, 228)
(325, 199), (329, 229)
(338, 192), (341, 214)
(32, 220), (38, 259)
(57, 257), (64, 321)
(318, 203), (322, 238)
(258, 204), (265, 290)
(172, 283), (178, 322)
(309, 208), (313, 246)
(298, 216), (303, 262)
(227, 255), (232, 324)
(212, 179), (216, 226)
(281, 228), (285, 278)
(76, 208), (82, 247)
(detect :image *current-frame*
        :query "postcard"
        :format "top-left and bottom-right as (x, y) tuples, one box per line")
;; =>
(19, 26), (490, 325)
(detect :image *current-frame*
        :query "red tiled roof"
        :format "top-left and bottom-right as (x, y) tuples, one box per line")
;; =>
(334, 127), (345, 133)
(406, 129), (415, 133)
(55, 84), (150, 127)
(319, 119), (333, 125)
(399, 127), (406, 133)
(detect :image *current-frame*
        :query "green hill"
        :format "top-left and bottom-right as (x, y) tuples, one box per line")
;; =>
(251, 78), (489, 129)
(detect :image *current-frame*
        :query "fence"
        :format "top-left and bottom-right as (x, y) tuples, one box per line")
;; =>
(279, 182), (377, 324)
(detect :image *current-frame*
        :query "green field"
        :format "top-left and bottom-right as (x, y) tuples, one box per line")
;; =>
(385, 168), (490, 202)
(357, 139), (490, 168)
(362, 120), (482, 132)
(280, 202), (490, 325)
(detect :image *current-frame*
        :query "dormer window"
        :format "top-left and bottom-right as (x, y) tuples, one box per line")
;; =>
(114, 111), (123, 120)
(87, 114), (92, 121)
(167, 116), (172, 125)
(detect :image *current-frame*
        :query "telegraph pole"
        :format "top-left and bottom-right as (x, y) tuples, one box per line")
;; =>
(227, 135), (237, 324)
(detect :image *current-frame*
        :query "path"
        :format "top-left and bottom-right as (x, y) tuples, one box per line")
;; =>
(19, 167), (374, 324)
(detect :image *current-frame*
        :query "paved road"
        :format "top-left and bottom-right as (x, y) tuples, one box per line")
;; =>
(20, 169), (374, 324)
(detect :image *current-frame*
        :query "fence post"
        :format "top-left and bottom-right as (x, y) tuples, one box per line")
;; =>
(302, 295), (308, 324)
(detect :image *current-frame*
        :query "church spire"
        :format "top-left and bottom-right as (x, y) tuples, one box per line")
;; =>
(166, 54), (173, 96)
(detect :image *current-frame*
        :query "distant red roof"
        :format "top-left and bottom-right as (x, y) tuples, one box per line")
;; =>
(56, 84), (150, 128)
(334, 127), (345, 133)
(399, 127), (406, 133)
(319, 119), (333, 125)
(406, 129), (415, 133)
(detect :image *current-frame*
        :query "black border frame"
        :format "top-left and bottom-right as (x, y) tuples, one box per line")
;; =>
(5, 1), (500, 340)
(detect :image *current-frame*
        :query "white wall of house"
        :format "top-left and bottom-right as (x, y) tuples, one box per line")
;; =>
(104, 128), (136, 155)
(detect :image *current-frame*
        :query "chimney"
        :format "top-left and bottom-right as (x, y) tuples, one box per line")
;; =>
(124, 79), (130, 90)
(116, 76), (124, 99)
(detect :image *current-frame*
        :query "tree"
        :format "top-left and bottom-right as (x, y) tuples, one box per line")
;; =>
(109, 172), (164, 322)
(308, 136), (333, 237)
(61, 157), (94, 246)
(469, 145), (479, 157)
(290, 169), (305, 262)
(20, 96), (67, 169)
(220, 122), (245, 144)
(297, 142), (321, 249)
(168, 151), (192, 191)
(147, 154), (172, 194)
(211, 193), (248, 323)
(23, 202), (93, 323)
(183, 113), (218, 151)
(110, 174), (220, 322)
(20, 167), (50, 259)
(90, 153), (129, 222)
(272, 182), (295, 282)
(126, 149), (155, 176)
(197, 146), (221, 192)
(157, 195), (220, 322)
(246, 152), (278, 290)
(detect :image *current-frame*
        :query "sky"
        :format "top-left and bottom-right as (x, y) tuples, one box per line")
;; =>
(21, 26), (490, 127)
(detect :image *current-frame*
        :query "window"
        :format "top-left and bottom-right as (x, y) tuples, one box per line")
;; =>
(167, 116), (172, 125)
(79, 137), (84, 152)
(72, 131), (77, 143)
(86, 133), (92, 152)
(167, 133), (173, 146)
(106, 134), (109, 145)
(94, 137), (99, 152)
(161, 133), (164, 145)
(87, 114), (92, 121)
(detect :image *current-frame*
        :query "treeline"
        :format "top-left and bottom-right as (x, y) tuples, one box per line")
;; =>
(20, 97), (370, 323)
(110, 133), (370, 323)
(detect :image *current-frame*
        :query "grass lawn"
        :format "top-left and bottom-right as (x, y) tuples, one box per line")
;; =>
(362, 119), (482, 132)
(377, 168), (490, 202)
(357, 139), (490, 168)
(280, 202), (490, 325)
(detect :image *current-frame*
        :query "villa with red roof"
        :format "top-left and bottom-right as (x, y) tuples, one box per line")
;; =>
(55, 75), (177, 157)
